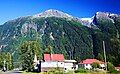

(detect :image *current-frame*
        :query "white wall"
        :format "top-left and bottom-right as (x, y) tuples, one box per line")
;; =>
(100, 64), (105, 68)
(41, 60), (78, 72)
(41, 61), (64, 68)
(64, 62), (74, 71)
(84, 63), (105, 70)
(84, 64), (92, 70)
(41, 61), (77, 72)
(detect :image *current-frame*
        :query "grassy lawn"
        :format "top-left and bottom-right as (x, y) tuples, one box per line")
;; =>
(77, 71), (107, 74)
(22, 71), (38, 74)
(22, 72), (107, 74)
(22, 71), (45, 74)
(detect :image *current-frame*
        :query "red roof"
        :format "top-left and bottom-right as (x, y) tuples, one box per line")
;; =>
(115, 67), (120, 70)
(44, 54), (64, 61)
(80, 59), (104, 64)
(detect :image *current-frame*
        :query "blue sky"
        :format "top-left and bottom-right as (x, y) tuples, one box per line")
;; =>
(0, 0), (120, 25)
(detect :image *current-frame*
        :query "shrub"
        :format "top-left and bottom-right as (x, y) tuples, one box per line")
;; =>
(47, 68), (64, 74)
(66, 71), (74, 74)
(107, 62), (115, 73)
(110, 70), (120, 74)
(92, 62), (100, 69)
(75, 68), (87, 73)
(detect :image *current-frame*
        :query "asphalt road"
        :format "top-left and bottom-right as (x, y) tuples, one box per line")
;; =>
(2, 70), (22, 74)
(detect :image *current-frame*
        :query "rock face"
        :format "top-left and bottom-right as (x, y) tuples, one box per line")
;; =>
(0, 9), (120, 65)
(80, 18), (98, 28)
(33, 9), (74, 20)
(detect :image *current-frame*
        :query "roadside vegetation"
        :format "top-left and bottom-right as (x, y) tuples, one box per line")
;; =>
(0, 52), (14, 71)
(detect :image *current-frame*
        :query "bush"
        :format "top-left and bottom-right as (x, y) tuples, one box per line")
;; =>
(66, 71), (74, 74)
(110, 70), (120, 74)
(47, 68), (64, 74)
(107, 62), (115, 73)
(92, 62), (100, 69)
(75, 68), (87, 73)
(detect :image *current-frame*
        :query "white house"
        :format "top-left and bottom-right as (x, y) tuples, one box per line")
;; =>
(115, 66), (120, 71)
(79, 59), (105, 70)
(41, 54), (65, 72)
(41, 54), (78, 72)
(64, 60), (78, 72)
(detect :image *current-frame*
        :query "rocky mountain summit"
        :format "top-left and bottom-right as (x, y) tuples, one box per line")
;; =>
(33, 9), (74, 20)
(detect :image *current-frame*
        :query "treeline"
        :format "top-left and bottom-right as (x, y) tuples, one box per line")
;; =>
(0, 52), (13, 70)
(19, 40), (54, 71)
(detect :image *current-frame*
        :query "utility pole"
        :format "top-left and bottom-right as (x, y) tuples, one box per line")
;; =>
(103, 41), (107, 72)
(69, 51), (71, 60)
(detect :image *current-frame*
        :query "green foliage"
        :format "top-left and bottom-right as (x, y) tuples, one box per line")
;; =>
(46, 68), (64, 74)
(92, 62), (100, 69)
(107, 62), (115, 73)
(97, 53), (104, 61)
(6, 52), (14, 70)
(0, 52), (14, 70)
(44, 45), (54, 54)
(93, 15), (120, 66)
(20, 41), (42, 71)
(97, 17), (117, 38)
(0, 17), (94, 62)
(110, 70), (120, 74)
(75, 68), (87, 73)
(66, 71), (74, 74)
(109, 38), (120, 65)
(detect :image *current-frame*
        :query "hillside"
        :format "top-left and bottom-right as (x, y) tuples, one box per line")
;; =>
(0, 9), (120, 66)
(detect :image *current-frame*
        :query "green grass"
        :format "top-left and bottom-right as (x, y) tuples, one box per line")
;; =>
(75, 72), (107, 74)
(22, 71), (41, 74)
(22, 71), (107, 74)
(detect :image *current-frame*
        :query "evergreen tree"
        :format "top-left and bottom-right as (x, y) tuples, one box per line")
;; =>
(20, 41), (42, 71)
(6, 52), (14, 70)
(45, 45), (53, 54)
(97, 53), (104, 61)
(0, 52), (13, 70)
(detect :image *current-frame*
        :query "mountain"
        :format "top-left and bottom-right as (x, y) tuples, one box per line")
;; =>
(92, 12), (120, 65)
(0, 9), (120, 66)
(33, 9), (74, 19)
(80, 17), (98, 28)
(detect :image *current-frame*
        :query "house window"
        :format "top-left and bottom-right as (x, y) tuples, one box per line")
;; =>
(72, 67), (75, 69)
(86, 64), (88, 66)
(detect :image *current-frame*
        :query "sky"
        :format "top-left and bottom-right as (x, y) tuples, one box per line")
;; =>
(0, 0), (120, 25)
